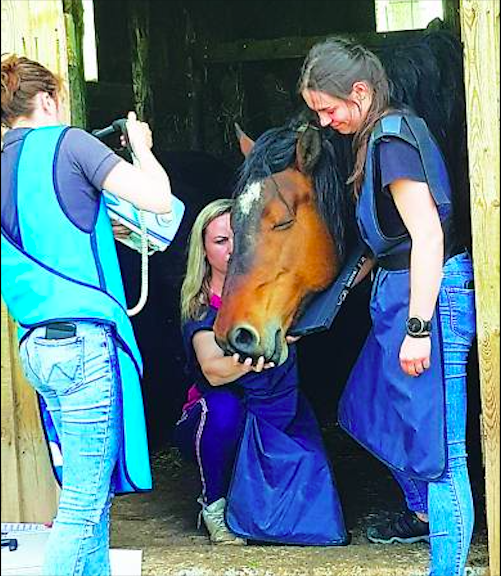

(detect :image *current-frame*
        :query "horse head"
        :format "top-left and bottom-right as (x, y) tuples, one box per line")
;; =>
(214, 120), (353, 365)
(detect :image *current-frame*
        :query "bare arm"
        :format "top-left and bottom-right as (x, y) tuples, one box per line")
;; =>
(101, 112), (172, 214)
(390, 179), (443, 319)
(389, 178), (444, 376)
(192, 330), (274, 387)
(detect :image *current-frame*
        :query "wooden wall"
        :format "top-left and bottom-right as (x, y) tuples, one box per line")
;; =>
(1, 0), (68, 522)
(90, 0), (376, 162)
(460, 2), (500, 574)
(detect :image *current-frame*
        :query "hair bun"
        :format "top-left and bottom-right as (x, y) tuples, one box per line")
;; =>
(1, 55), (22, 101)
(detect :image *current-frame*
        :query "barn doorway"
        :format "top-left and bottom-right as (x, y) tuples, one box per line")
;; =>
(82, 0), (488, 573)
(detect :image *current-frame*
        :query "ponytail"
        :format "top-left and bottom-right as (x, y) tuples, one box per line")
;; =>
(299, 37), (390, 198)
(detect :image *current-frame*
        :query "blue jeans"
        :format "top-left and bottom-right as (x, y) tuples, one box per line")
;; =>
(391, 252), (476, 576)
(19, 321), (122, 576)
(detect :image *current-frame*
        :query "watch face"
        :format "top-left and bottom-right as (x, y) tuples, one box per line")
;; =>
(407, 317), (423, 334)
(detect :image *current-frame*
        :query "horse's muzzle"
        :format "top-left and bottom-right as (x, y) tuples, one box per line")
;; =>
(229, 325), (260, 357)
(226, 323), (286, 365)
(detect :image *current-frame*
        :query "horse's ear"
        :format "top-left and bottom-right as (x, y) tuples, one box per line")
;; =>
(296, 125), (322, 175)
(235, 123), (255, 157)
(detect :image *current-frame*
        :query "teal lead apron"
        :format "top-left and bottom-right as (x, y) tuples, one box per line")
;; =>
(1, 126), (152, 493)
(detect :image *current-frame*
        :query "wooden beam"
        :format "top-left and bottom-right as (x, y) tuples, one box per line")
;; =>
(459, 2), (500, 576)
(201, 29), (427, 64)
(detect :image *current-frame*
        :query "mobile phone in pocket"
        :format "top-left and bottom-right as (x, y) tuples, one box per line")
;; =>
(45, 322), (77, 340)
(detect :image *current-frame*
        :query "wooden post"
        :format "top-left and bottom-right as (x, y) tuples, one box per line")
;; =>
(459, 2), (500, 575)
(127, 0), (154, 124)
(1, 304), (22, 522)
(63, 0), (88, 128)
(1, 0), (72, 522)
(1, 304), (60, 522)
(184, 7), (203, 150)
(444, 0), (461, 33)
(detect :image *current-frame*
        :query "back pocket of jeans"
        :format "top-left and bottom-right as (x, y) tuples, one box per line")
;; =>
(32, 336), (85, 394)
(445, 287), (476, 343)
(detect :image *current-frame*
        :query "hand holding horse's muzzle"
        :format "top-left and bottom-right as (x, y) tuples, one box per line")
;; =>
(228, 325), (260, 357)
(223, 323), (287, 366)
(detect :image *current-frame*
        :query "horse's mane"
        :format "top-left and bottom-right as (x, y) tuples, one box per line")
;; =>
(233, 29), (469, 262)
(233, 118), (354, 261)
(380, 29), (470, 248)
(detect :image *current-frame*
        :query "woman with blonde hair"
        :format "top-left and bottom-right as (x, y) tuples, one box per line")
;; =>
(180, 198), (235, 323)
(174, 198), (348, 548)
(176, 198), (261, 545)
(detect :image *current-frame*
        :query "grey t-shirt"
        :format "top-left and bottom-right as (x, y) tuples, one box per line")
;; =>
(1, 126), (122, 243)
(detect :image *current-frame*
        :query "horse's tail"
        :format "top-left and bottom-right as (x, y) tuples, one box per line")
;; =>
(380, 28), (471, 250)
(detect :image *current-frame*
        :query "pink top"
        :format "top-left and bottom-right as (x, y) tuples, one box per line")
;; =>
(181, 293), (222, 412)
(182, 384), (203, 412)
(209, 293), (222, 309)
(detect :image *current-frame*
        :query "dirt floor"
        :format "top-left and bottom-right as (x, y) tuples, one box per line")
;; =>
(111, 425), (489, 576)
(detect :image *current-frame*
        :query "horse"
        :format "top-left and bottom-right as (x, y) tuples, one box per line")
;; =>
(213, 29), (469, 368)
(213, 119), (356, 365)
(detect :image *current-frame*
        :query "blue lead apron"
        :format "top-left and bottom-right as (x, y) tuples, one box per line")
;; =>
(184, 307), (348, 545)
(338, 113), (453, 481)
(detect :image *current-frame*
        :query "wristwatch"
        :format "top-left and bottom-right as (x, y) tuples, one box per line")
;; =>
(406, 316), (432, 338)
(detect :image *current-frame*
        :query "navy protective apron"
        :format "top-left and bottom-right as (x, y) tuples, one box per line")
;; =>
(1, 126), (152, 493)
(184, 306), (348, 545)
(338, 113), (453, 481)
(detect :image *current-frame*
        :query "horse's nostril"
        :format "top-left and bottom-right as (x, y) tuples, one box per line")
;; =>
(229, 325), (259, 355)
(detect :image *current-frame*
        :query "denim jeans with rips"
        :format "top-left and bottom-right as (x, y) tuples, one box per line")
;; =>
(20, 321), (122, 576)
(391, 252), (477, 576)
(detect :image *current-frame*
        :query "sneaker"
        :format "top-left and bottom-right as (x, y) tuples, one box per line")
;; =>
(366, 510), (430, 544)
(201, 497), (246, 545)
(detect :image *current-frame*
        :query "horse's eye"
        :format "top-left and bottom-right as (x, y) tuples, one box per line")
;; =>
(273, 219), (294, 231)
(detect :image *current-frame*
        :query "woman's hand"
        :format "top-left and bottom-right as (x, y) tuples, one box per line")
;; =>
(111, 221), (131, 240)
(399, 335), (431, 377)
(193, 331), (275, 386)
(123, 111), (153, 155)
(231, 354), (275, 373)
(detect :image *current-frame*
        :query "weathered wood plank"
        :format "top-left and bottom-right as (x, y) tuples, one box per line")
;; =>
(1, 0), (70, 522)
(127, 0), (153, 123)
(444, 0), (461, 33)
(63, 0), (88, 128)
(201, 29), (427, 64)
(1, 302), (22, 522)
(459, 2), (500, 575)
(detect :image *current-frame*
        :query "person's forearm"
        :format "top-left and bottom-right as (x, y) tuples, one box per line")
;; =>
(132, 146), (172, 213)
(201, 356), (245, 387)
(408, 234), (443, 320)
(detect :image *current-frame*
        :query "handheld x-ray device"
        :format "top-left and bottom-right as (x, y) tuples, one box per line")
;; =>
(92, 118), (185, 315)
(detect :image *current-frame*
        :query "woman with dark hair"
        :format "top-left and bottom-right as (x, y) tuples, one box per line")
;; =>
(1, 54), (171, 576)
(299, 37), (476, 576)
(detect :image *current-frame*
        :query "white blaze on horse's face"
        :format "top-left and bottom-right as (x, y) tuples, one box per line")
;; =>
(238, 181), (262, 216)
